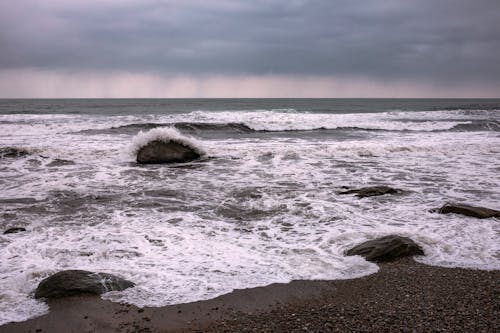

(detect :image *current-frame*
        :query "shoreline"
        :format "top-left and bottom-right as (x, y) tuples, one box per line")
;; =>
(0, 258), (498, 332)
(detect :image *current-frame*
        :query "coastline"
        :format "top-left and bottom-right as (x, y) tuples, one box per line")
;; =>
(1, 258), (498, 333)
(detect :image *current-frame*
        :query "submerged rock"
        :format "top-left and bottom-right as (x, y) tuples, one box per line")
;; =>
(346, 235), (424, 262)
(46, 159), (75, 167)
(0, 147), (29, 158)
(3, 227), (26, 234)
(434, 203), (500, 219)
(137, 140), (201, 164)
(339, 186), (399, 198)
(34, 270), (135, 299)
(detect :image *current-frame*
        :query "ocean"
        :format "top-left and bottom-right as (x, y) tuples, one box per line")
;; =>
(0, 98), (499, 324)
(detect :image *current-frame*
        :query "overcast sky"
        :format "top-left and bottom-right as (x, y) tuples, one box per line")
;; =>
(1, 0), (499, 97)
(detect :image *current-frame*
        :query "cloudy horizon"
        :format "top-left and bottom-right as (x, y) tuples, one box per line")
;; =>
(1, 0), (499, 98)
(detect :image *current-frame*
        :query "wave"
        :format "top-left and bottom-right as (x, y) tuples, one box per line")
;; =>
(449, 120), (500, 132)
(437, 105), (500, 112)
(77, 120), (500, 137)
(77, 122), (255, 135)
(250, 120), (499, 133)
(175, 122), (254, 132)
(129, 127), (206, 157)
(68, 108), (500, 137)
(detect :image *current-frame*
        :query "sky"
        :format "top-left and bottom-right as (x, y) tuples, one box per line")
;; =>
(0, 0), (499, 98)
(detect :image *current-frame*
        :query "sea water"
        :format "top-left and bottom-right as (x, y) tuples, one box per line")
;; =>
(0, 99), (499, 324)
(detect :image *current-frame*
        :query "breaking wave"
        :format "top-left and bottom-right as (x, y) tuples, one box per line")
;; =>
(67, 109), (500, 136)
(129, 127), (206, 157)
(80, 119), (500, 136)
(77, 122), (255, 135)
(449, 120), (500, 132)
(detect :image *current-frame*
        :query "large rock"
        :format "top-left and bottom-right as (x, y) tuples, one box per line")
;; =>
(346, 235), (424, 262)
(0, 147), (29, 158)
(435, 203), (500, 219)
(3, 227), (26, 234)
(339, 186), (399, 198)
(136, 140), (201, 164)
(34, 270), (135, 299)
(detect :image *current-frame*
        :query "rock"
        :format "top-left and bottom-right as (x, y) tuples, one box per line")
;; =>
(34, 270), (135, 299)
(3, 227), (26, 234)
(46, 159), (75, 167)
(346, 235), (424, 262)
(0, 147), (29, 158)
(434, 203), (500, 219)
(136, 140), (201, 164)
(339, 186), (399, 198)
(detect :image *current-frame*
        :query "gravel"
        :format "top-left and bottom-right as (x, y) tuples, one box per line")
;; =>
(204, 258), (499, 333)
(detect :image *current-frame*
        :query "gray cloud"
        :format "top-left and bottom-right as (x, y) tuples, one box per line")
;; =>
(1, 0), (500, 84)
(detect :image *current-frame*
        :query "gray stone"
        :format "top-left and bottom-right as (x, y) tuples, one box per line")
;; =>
(46, 159), (75, 167)
(3, 227), (26, 234)
(136, 140), (200, 164)
(339, 186), (399, 198)
(35, 270), (135, 299)
(435, 203), (500, 219)
(0, 147), (29, 158)
(346, 235), (424, 262)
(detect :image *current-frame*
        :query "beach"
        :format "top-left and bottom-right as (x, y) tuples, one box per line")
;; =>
(2, 0), (500, 329)
(0, 258), (498, 332)
(0, 99), (499, 330)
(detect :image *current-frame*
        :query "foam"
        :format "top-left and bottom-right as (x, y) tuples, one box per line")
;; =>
(183, 109), (492, 132)
(129, 127), (206, 157)
(0, 108), (499, 325)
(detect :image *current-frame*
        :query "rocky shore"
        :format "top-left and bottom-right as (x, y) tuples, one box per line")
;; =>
(1, 258), (498, 333)
(2, 138), (499, 332)
(206, 258), (499, 333)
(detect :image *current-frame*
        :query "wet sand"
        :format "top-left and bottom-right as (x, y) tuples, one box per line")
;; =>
(1, 258), (498, 333)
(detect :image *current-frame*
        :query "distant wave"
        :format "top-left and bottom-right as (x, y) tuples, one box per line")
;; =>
(437, 105), (500, 112)
(174, 122), (254, 132)
(77, 122), (255, 135)
(75, 118), (500, 136)
(254, 123), (499, 133)
(249, 120), (499, 133)
(75, 122), (394, 135)
(449, 120), (500, 132)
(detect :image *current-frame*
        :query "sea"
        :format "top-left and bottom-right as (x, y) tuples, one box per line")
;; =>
(0, 98), (499, 324)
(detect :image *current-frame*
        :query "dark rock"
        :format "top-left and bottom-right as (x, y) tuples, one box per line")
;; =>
(136, 140), (200, 164)
(339, 186), (399, 198)
(34, 270), (135, 299)
(0, 197), (38, 205)
(435, 203), (500, 219)
(46, 159), (75, 167)
(346, 235), (424, 262)
(3, 227), (26, 234)
(0, 147), (29, 158)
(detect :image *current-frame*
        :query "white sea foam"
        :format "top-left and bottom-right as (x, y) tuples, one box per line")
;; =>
(0, 108), (499, 325)
(129, 127), (206, 157)
(183, 109), (477, 132)
(1, 109), (494, 138)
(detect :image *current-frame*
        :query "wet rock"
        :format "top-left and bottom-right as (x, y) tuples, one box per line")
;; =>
(0, 197), (38, 205)
(0, 147), (29, 158)
(434, 203), (500, 219)
(3, 227), (26, 234)
(136, 140), (200, 164)
(346, 235), (424, 262)
(339, 186), (399, 198)
(35, 270), (135, 299)
(46, 159), (75, 167)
